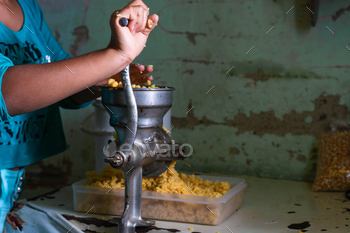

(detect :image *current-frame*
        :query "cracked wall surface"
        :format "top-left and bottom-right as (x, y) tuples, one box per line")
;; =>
(22, 0), (350, 198)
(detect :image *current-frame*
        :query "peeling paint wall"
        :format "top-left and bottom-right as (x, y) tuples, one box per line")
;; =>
(162, 0), (350, 181)
(22, 0), (350, 198)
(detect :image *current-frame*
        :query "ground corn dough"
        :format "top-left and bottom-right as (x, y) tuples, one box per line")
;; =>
(78, 162), (241, 225)
(84, 161), (230, 197)
(80, 133), (235, 225)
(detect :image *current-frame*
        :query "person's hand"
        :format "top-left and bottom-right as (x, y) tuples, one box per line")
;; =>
(95, 63), (154, 85)
(127, 63), (154, 84)
(108, 0), (159, 63)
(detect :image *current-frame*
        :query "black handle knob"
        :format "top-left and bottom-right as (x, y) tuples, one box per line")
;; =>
(119, 18), (129, 27)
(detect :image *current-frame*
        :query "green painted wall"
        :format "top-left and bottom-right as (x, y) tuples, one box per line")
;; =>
(22, 0), (350, 197)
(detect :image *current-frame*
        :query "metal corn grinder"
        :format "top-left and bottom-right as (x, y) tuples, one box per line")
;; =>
(101, 66), (188, 233)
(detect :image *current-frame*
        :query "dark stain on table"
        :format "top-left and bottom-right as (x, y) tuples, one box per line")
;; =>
(62, 214), (116, 228)
(62, 215), (185, 233)
(27, 188), (61, 201)
(287, 211), (296, 214)
(288, 221), (311, 230)
(136, 226), (182, 233)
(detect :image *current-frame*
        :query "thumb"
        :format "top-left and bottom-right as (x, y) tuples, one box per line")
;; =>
(142, 14), (159, 36)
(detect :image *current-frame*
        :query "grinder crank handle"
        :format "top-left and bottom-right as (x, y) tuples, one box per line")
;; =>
(119, 17), (129, 27)
(117, 17), (138, 164)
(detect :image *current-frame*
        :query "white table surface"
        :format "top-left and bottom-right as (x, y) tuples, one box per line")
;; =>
(28, 175), (350, 233)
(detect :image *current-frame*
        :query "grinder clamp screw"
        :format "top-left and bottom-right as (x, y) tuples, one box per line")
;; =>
(105, 150), (128, 168)
(105, 154), (123, 166)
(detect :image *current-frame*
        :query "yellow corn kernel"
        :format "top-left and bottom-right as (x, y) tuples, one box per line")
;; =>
(132, 84), (136, 88)
(136, 85), (141, 88)
(147, 65), (153, 68)
(147, 19), (153, 28)
(117, 82), (123, 88)
(151, 84), (155, 88)
(188, 227), (194, 231)
(146, 80), (151, 85)
(111, 82), (118, 88)
(142, 86), (146, 88)
(107, 79), (115, 86)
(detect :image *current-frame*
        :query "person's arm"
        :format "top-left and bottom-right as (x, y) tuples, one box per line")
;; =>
(1, 0), (158, 116)
(68, 63), (154, 105)
(38, 0), (154, 107)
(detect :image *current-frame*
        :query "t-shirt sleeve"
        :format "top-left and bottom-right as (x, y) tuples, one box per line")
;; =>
(31, 0), (92, 109)
(31, 0), (70, 62)
(0, 54), (14, 122)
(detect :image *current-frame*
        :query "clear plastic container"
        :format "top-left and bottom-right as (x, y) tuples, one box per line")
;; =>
(72, 176), (247, 225)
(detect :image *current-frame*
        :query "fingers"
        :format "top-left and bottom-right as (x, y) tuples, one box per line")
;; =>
(114, 4), (149, 34)
(142, 14), (159, 36)
(132, 75), (153, 84)
(144, 75), (153, 81)
(109, 10), (131, 40)
(127, 5), (146, 34)
(130, 64), (153, 75)
(126, 0), (151, 34)
(145, 65), (153, 73)
(126, 0), (148, 9)
(129, 63), (153, 84)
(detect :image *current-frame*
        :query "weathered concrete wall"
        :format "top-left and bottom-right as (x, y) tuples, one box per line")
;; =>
(165, 0), (350, 181)
(22, 0), (350, 197)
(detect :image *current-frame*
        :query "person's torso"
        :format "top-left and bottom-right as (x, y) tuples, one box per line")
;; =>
(0, 0), (66, 168)
(0, 0), (52, 65)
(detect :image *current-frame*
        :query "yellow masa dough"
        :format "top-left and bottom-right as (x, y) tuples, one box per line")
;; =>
(84, 161), (230, 197)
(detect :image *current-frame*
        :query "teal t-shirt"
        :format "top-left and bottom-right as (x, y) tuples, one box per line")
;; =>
(0, 0), (91, 169)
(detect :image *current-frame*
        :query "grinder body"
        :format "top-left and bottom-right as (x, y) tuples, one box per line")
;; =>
(101, 69), (187, 232)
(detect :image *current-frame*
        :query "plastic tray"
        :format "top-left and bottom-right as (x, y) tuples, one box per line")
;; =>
(72, 176), (247, 225)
